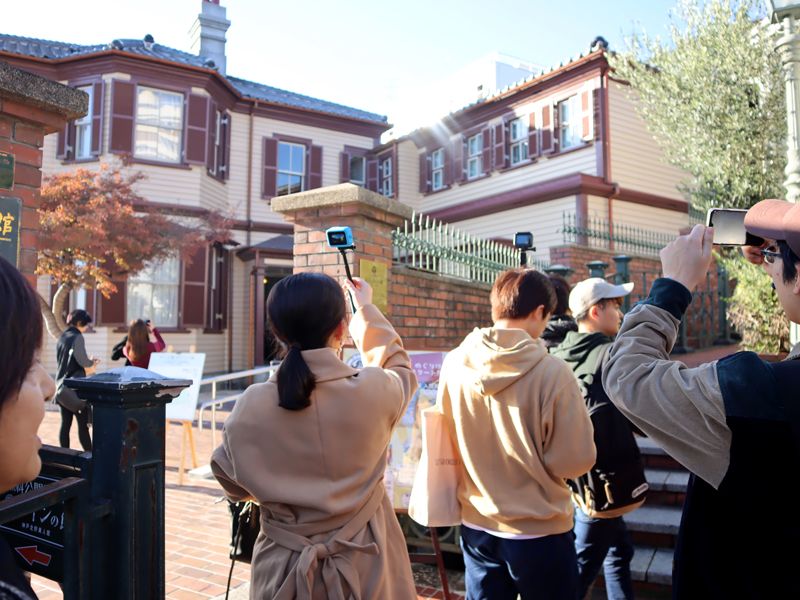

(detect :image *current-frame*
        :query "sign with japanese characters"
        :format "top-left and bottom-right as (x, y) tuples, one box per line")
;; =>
(0, 151), (13, 190)
(0, 195), (21, 268)
(359, 259), (388, 314)
(0, 474), (65, 581)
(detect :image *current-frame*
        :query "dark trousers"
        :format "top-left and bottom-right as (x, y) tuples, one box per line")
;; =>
(460, 525), (578, 600)
(59, 405), (91, 451)
(573, 504), (635, 600)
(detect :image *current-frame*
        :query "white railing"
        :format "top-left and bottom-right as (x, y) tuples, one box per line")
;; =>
(197, 365), (278, 448)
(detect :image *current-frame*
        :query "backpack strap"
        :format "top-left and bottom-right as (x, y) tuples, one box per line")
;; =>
(771, 359), (800, 459)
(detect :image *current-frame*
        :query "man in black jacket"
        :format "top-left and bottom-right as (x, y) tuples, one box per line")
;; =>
(552, 278), (639, 600)
(603, 200), (800, 598)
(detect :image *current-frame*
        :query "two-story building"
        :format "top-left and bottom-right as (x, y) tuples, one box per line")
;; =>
(1, 3), (690, 374)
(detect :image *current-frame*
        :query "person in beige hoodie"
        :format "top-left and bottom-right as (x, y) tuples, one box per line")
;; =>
(211, 273), (418, 600)
(438, 268), (596, 600)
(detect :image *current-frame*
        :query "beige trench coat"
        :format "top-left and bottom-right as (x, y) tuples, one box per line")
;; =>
(211, 305), (418, 600)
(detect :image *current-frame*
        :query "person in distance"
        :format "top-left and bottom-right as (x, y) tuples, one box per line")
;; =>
(211, 272), (418, 599)
(437, 268), (596, 600)
(122, 319), (165, 369)
(0, 256), (56, 600)
(602, 201), (800, 598)
(540, 273), (577, 349)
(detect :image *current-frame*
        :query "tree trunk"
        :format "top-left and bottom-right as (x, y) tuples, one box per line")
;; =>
(38, 293), (64, 341)
(52, 283), (72, 332)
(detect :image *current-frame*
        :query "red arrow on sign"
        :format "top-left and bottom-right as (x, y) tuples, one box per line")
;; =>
(15, 546), (51, 567)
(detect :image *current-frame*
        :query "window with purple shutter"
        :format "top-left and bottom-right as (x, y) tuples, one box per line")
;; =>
(56, 125), (75, 161)
(308, 145), (323, 190)
(493, 123), (506, 170)
(91, 81), (104, 156)
(419, 151), (429, 194)
(481, 127), (492, 174)
(184, 93), (209, 165)
(222, 112), (231, 180)
(366, 158), (379, 192)
(180, 246), (208, 329)
(207, 99), (218, 175)
(109, 80), (137, 155)
(452, 136), (464, 183)
(262, 137), (279, 199)
(97, 280), (127, 327)
(442, 144), (452, 186)
(581, 89), (593, 141)
(528, 112), (540, 158)
(541, 102), (555, 154)
(340, 152), (350, 183)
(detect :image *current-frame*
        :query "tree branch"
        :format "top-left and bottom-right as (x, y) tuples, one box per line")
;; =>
(52, 283), (72, 332)
(38, 292), (64, 341)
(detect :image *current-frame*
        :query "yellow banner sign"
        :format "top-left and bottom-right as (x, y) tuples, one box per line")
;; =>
(360, 259), (388, 314)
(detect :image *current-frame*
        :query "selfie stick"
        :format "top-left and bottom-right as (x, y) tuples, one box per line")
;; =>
(338, 247), (358, 314)
(520, 252), (527, 267)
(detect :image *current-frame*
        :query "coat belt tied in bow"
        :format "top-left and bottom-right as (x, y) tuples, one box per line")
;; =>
(265, 485), (385, 600)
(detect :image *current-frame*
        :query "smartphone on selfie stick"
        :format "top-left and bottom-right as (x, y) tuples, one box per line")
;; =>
(326, 226), (357, 314)
(514, 232), (535, 267)
(706, 208), (765, 246)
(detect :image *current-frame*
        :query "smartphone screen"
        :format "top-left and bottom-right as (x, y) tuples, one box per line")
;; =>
(706, 209), (765, 246)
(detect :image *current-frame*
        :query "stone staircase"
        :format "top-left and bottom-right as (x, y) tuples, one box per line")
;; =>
(592, 436), (688, 598)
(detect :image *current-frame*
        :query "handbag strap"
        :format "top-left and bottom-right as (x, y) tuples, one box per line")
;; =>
(226, 501), (253, 600)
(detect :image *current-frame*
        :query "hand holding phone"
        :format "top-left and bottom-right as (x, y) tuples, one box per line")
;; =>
(706, 208), (765, 246)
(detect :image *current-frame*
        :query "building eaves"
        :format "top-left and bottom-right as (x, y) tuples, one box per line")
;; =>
(226, 75), (388, 125)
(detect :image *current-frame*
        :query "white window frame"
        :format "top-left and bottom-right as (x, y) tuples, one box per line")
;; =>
(467, 133), (482, 179)
(127, 258), (181, 328)
(509, 117), (529, 166)
(277, 141), (306, 197)
(209, 110), (221, 176)
(74, 85), (93, 159)
(349, 155), (366, 187)
(559, 95), (582, 150)
(381, 157), (393, 197)
(431, 148), (444, 191)
(134, 86), (184, 163)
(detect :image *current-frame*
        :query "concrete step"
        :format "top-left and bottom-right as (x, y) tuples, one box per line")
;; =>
(637, 436), (685, 471)
(630, 545), (673, 585)
(645, 468), (689, 493)
(623, 505), (682, 536)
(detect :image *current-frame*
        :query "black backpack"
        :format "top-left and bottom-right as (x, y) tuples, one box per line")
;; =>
(568, 344), (649, 517)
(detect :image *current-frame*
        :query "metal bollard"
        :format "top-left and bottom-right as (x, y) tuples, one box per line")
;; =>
(544, 264), (574, 283)
(66, 367), (190, 600)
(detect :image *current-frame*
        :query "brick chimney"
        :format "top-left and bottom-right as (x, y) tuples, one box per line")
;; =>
(189, 0), (231, 76)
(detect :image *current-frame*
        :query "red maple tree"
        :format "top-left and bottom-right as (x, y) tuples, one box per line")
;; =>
(37, 164), (232, 338)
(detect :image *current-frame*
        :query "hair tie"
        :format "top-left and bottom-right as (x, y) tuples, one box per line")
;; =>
(290, 343), (302, 350)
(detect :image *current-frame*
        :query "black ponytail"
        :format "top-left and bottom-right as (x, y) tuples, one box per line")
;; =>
(267, 273), (346, 411)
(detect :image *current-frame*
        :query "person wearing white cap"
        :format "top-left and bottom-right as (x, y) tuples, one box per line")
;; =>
(602, 202), (800, 599)
(551, 278), (641, 600)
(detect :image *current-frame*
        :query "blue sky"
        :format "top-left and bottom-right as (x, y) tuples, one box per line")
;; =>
(6, 0), (678, 123)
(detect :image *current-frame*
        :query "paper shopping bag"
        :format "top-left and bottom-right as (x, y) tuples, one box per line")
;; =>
(408, 406), (462, 527)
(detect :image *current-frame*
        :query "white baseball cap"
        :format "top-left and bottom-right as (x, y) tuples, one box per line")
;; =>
(569, 278), (634, 317)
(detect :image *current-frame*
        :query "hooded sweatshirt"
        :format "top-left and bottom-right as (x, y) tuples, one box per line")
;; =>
(541, 314), (579, 349)
(438, 326), (596, 536)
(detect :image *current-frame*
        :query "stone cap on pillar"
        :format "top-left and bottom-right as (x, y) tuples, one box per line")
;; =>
(0, 62), (88, 132)
(271, 183), (414, 222)
(65, 366), (191, 408)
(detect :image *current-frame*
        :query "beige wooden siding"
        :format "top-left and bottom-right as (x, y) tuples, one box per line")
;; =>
(418, 145), (597, 215)
(229, 256), (251, 372)
(396, 139), (420, 209)
(612, 200), (689, 238)
(587, 195), (608, 220)
(450, 196), (577, 267)
(608, 83), (689, 201)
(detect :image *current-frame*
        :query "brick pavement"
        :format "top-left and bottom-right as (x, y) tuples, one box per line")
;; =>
(27, 407), (462, 600)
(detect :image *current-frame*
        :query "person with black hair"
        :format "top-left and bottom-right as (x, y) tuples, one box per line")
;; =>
(55, 309), (98, 451)
(603, 200), (800, 598)
(211, 273), (418, 600)
(0, 256), (55, 600)
(541, 273), (578, 349)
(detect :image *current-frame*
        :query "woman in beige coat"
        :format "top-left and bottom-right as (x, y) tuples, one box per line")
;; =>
(211, 273), (418, 600)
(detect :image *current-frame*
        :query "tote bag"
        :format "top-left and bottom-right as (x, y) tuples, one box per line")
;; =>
(408, 406), (462, 527)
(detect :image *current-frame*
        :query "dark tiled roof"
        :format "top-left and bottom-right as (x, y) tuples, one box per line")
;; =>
(251, 235), (294, 252)
(227, 76), (387, 124)
(0, 33), (387, 123)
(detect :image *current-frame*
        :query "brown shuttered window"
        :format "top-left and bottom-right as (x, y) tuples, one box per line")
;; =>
(541, 102), (555, 154)
(109, 80), (137, 155)
(262, 137), (279, 199)
(206, 100), (218, 175)
(452, 136), (464, 183)
(493, 123), (506, 170)
(56, 125), (75, 161)
(205, 244), (229, 332)
(419, 151), (429, 194)
(223, 112), (231, 180)
(184, 93), (209, 165)
(180, 246), (209, 329)
(442, 144), (452, 186)
(91, 81), (104, 156)
(481, 127), (492, 174)
(340, 152), (350, 183)
(581, 89), (593, 141)
(528, 112), (540, 158)
(366, 158), (379, 192)
(97, 280), (127, 328)
(308, 145), (323, 190)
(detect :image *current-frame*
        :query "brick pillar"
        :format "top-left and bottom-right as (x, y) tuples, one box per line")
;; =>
(0, 63), (88, 288)
(271, 183), (412, 280)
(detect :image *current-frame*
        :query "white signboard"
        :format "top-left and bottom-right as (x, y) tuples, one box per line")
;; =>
(147, 353), (206, 421)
